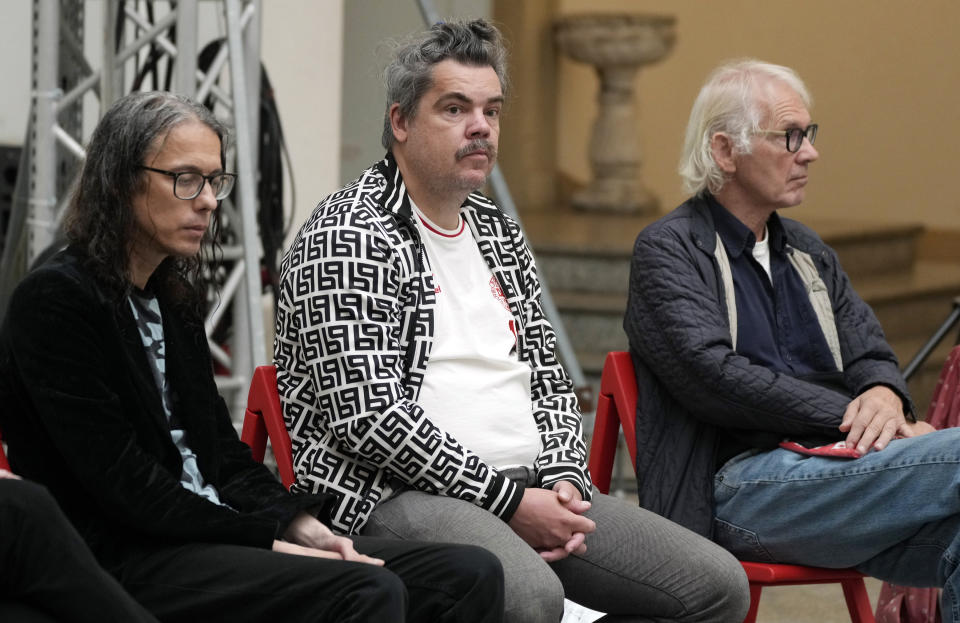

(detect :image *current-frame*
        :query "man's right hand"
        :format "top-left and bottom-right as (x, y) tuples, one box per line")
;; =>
(271, 538), (384, 566)
(275, 511), (384, 566)
(840, 385), (908, 454)
(508, 487), (596, 562)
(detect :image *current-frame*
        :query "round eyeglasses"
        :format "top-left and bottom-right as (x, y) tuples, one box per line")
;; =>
(139, 166), (237, 200)
(755, 124), (818, 153)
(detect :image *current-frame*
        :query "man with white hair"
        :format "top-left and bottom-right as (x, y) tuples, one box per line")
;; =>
(626, 58), (960, 616)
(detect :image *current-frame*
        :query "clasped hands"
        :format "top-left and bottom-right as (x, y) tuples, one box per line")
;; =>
(840, 385), (936, 455)
(508, 481), (596, 562)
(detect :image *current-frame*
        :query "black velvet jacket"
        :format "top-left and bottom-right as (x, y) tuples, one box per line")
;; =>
(0, 247), (333, 569)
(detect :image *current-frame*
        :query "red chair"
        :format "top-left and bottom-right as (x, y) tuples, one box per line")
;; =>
(587, 351), (875, 623)
(240, 365), (295, 489)
(0, 425), (9, 471)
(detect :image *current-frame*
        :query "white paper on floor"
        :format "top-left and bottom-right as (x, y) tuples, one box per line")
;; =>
(561, 599), (605, 623)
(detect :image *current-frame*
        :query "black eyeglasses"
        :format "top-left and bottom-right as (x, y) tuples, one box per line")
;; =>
(139, 166), (237, 200)
(756, 124), (818, 153)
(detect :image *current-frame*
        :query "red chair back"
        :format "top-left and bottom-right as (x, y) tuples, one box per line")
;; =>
(588, 351), (638, 492)
(587, 351), (875, 623)
(240, 365), (295, 489)
(0, 425), (9, 471)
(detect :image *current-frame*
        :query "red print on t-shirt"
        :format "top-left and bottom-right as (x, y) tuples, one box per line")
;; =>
(489, 276), (510, 312)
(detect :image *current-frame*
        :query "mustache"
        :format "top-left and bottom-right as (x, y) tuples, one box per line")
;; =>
(455, 139), (497, 161)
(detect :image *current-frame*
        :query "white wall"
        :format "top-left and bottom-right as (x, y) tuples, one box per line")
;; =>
(0, 1), (32, 146)
(262, 1), (344, 240)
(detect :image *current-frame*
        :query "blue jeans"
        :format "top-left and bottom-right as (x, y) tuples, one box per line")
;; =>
(714, 428), (960, 622)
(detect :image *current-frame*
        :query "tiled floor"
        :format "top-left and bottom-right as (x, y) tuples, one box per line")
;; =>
(563, 578), (884, 622)
(754, 578), (882, 622)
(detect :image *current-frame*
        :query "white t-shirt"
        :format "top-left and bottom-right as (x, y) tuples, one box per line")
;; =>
(752, 225), (772, 283)
(413, 204), (540, 469)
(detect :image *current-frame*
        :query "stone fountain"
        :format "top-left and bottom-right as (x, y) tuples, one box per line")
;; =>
(554, 13), (676, 213)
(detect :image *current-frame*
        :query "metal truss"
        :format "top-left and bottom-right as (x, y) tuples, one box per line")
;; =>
(5, 0), (588, 424)
(7, 0), (267, 420)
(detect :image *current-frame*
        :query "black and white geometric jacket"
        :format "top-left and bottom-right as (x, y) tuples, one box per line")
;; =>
(275, 154), (592, 534)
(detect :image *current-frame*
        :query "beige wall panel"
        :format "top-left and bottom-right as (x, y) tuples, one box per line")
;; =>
(545, 0), (959, 229)
(494, 0), (560, 210)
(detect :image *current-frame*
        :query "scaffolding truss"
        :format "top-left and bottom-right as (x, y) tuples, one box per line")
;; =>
(4, 0), (589, 424)
(5, 0), (268, 420)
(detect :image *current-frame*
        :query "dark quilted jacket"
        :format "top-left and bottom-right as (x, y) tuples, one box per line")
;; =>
(624, 195), (912, 537)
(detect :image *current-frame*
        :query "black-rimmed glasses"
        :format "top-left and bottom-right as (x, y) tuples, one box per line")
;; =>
(139, 166), (237, 200)
(756, 124), (818, 153)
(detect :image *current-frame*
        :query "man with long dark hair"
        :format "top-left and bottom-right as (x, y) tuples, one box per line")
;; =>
(0, 91), (504, 622)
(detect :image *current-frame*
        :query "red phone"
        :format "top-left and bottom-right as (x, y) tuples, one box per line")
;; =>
(779, 440), (862, 459)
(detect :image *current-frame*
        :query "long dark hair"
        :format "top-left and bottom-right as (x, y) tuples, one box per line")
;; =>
(63, 91), (227, 316)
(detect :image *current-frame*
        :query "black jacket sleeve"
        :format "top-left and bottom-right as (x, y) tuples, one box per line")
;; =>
(205, 393), (335, 533)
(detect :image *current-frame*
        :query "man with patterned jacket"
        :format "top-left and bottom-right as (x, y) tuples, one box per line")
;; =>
(275, 19), (748, 623)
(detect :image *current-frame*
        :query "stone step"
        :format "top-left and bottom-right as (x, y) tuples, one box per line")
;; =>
(805, 220), (922, 280)
(527, 209), (923, 291)
(853, 261), (960, 341)
(550, 260), (960, 355)
(892, 336), (959, 419)
(575, 350), (609, 379)
(552, 291), (628, 357)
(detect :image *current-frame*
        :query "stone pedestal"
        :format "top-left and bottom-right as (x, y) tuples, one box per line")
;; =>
(554, 13), (676, 213)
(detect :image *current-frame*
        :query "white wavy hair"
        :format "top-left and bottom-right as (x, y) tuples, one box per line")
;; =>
(679, 59), (812, 196)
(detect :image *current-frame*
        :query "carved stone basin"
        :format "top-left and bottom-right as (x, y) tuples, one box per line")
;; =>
(554, 13), (676, 67)
(554, 14), (676, 213)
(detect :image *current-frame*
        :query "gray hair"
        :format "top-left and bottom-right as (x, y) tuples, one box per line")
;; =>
(678, 59), (812, 196)
(64, 91), (227, 303)
(381, 18), (508, 150)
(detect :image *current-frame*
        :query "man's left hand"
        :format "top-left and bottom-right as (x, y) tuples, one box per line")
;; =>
(541, 481), (592, 561)
(900, 420), (937, 437)
(840, 386), (908, 454)
(552, 481), (590, 514)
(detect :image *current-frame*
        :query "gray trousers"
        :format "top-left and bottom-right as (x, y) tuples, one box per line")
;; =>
(363, 472), (749, 623)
